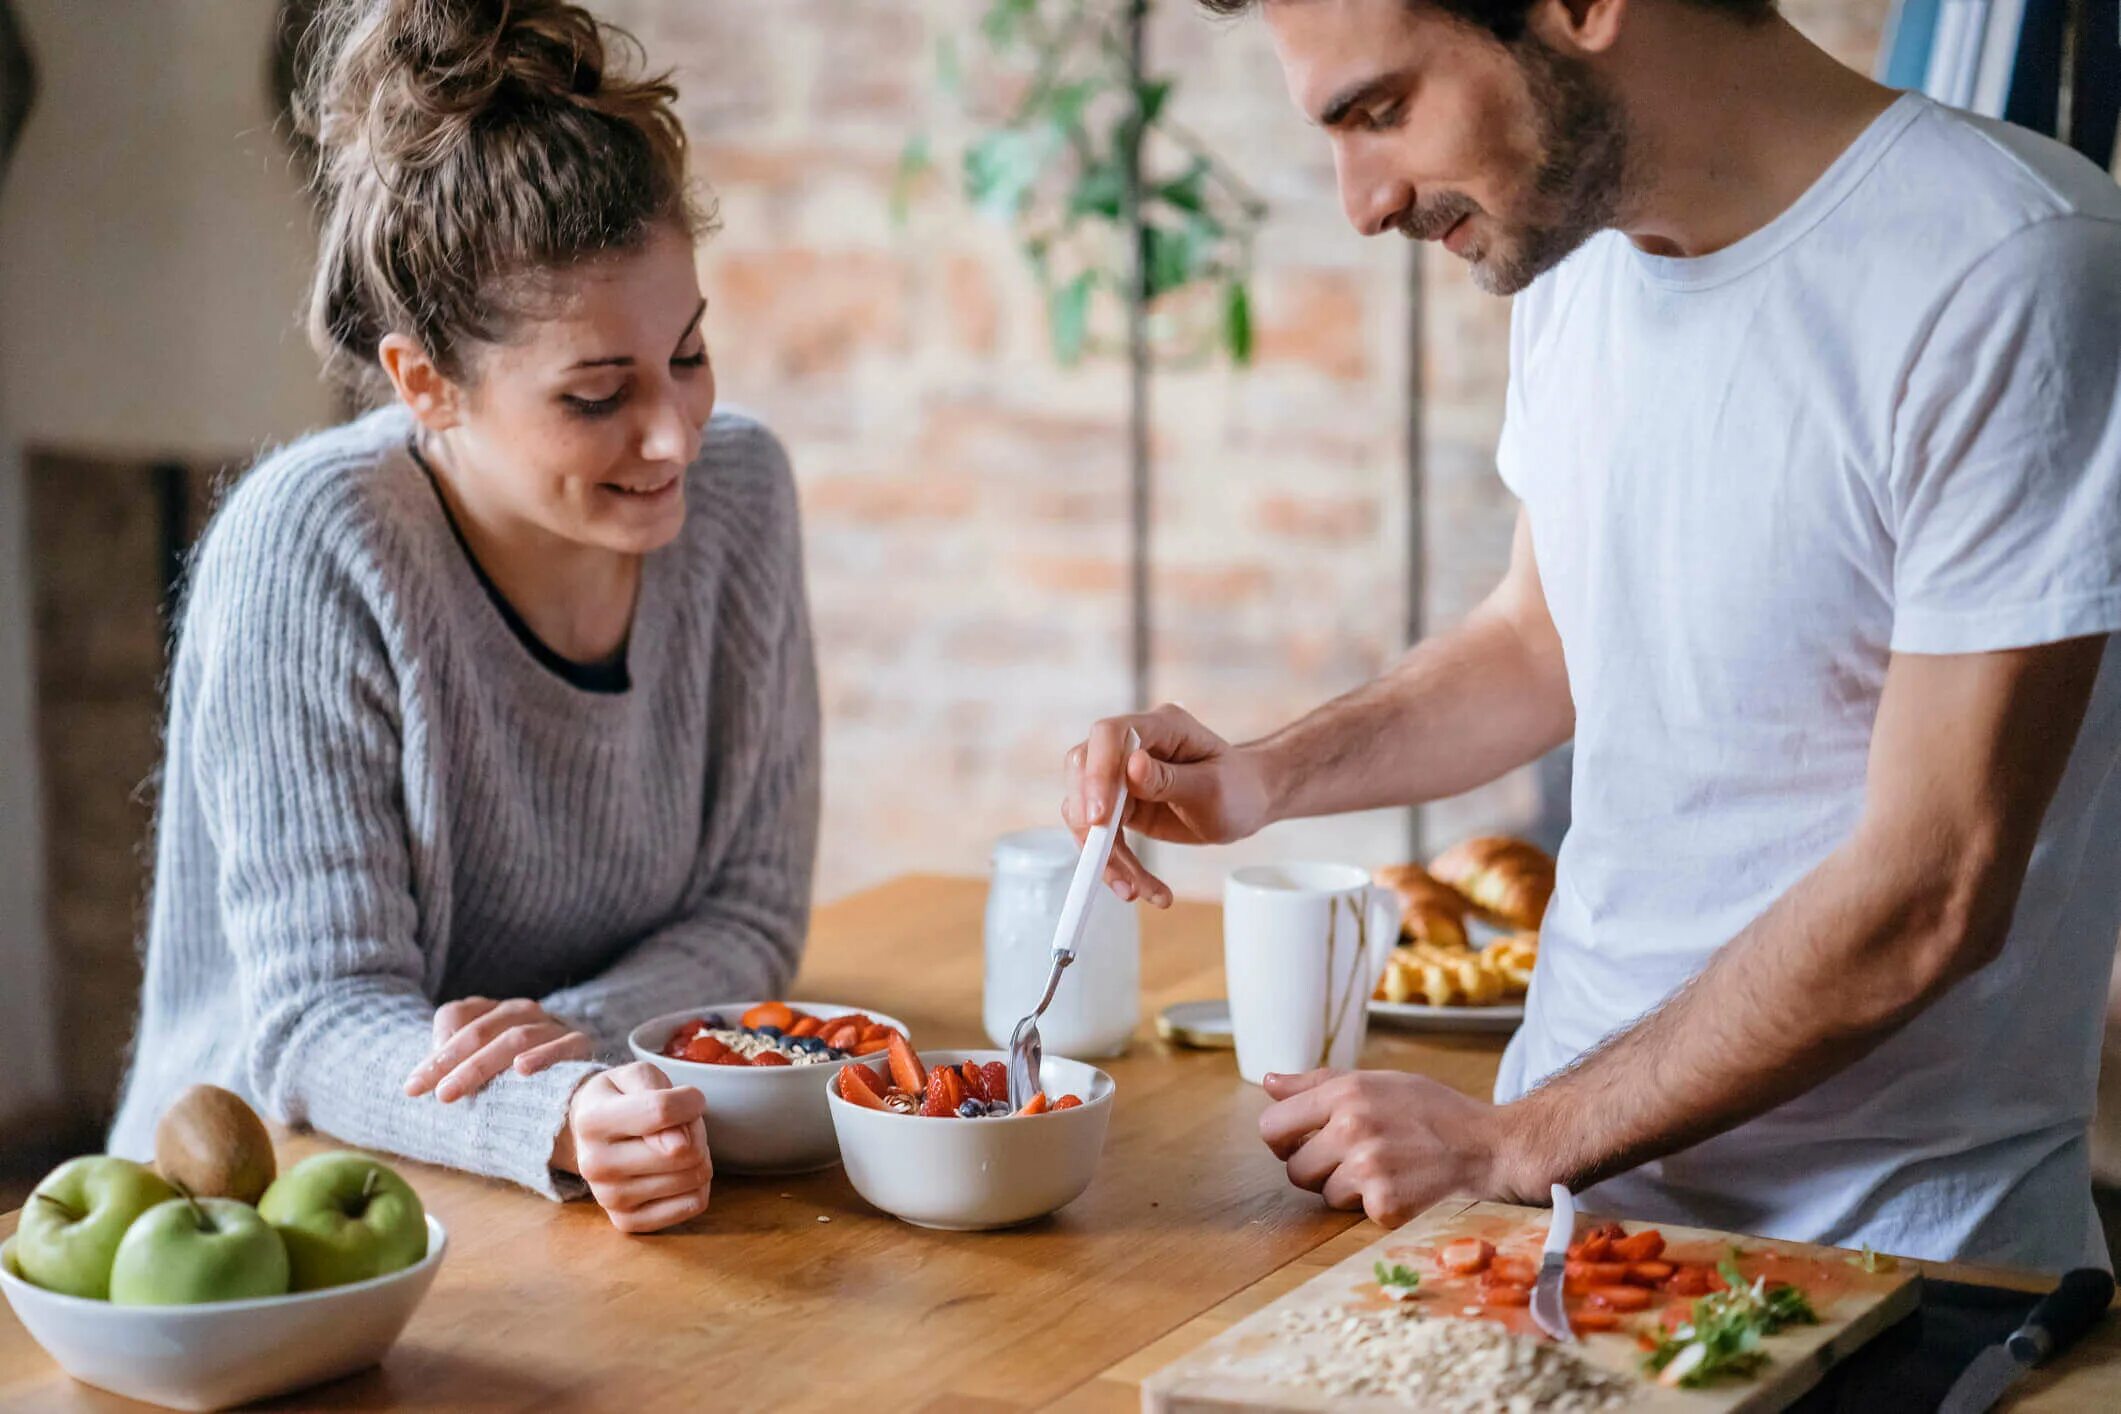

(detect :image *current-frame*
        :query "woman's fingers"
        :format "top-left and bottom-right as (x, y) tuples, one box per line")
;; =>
(435, 1023), (561, 1102)
(573, 1079), (705, 1146)
(431, 995), (496, 1047)
(513, 1031), (595, 1077)
(407, 997), (540, 1096)
(576, 1126), (709, 1184)
(602, 1185), (710, 1234)
(591, 1162), (713, 1211)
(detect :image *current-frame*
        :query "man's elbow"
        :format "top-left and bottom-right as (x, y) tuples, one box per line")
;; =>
(1870, 836), (2025, 1020)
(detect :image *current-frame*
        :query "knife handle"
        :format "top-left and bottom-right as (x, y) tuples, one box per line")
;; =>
(2005, 1267), (2115, 1365)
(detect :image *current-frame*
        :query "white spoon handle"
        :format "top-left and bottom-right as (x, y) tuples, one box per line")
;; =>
(1051, 728), (1139, 961)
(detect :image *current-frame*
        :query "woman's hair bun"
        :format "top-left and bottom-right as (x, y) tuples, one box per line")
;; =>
(291, 0), (711, 400)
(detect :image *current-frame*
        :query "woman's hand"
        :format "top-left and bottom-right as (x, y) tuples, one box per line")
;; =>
(404, 996), (595, 1103)
(552, 1062), (712, 1233)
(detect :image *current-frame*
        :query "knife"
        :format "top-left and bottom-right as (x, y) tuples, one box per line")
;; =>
(1531, 1182), (1576, 1343)
(1938, 1266), (2114, 1414)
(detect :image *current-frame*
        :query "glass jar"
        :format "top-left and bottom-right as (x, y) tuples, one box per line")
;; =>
(983, 827), (1140, 1058)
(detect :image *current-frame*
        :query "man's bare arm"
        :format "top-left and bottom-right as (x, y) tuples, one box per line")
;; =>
(1256, 507), (1574, 821)
(1065, 508), (1574, 902)
(1499, 635), (2107, 1195)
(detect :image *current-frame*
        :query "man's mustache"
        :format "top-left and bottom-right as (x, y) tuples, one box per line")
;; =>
(1397, 196), (1480, 242)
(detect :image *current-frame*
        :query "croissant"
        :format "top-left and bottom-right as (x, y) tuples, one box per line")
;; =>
(1374, 862), (1469, 950)
(1428, 836), (1555, 931)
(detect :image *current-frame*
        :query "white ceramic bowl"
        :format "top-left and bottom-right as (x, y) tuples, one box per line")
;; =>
(0, 1214), (446, 1412)
(827, 1048), (1115, 1230)
(629, 1001), (910, 1174)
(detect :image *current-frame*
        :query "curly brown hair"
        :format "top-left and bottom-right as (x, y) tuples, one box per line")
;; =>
(1195, 0), (1774, 42)
(292, 0), (716, 401)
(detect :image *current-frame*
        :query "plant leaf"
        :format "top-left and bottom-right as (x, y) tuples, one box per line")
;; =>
(1049, 270), (1094, 365)
(1143, 223), (1195, 300)
(891, 135), (933, 225)
(1223, 279), (1253, 364)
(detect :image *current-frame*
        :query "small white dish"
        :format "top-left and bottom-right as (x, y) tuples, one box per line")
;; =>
(628, 1001), (909, 1174)
(827, 1047), (1114, 1231)
(0, 1214), (446, 1413)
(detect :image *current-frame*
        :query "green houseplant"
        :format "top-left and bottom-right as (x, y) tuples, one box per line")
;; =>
(903, 0), (1266, 709)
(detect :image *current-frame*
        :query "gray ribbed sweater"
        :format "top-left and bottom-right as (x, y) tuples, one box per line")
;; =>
(108, 404), (819, 1199)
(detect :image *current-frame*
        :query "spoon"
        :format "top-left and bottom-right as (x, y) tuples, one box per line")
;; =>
(1007, 727), (1140, 1109)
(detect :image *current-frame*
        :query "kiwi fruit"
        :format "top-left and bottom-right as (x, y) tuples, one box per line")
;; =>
(155, 1083), (277, 1205)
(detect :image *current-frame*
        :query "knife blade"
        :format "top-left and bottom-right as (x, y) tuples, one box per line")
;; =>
(1938, 1266), (2114, 1414)
(1530, 1182), (1576, 1343)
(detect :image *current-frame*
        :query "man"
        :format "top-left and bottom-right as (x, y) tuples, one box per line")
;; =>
(1065, 0), (2121, 1271)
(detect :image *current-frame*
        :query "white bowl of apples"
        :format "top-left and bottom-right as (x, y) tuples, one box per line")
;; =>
(0, 1087), (443, 1412)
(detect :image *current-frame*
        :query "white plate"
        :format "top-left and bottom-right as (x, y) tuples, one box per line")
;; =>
(1368, 998), (1524, 1033)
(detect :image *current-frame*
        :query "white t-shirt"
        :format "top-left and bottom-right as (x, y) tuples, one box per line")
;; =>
(1492, 93), (2121, 1272)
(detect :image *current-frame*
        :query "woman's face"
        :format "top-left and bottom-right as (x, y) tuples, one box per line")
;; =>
(410, 224), (716, 557)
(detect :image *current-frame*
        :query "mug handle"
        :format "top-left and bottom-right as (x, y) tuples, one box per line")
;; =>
(1363, 884), (1401, 987)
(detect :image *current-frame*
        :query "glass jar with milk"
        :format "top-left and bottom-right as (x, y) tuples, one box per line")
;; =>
(983, 827), (1140, 1058)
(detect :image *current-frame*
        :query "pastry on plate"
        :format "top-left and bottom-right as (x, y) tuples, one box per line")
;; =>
(1374, 862), (1470, 950)
(1428, 835), (1556, 931)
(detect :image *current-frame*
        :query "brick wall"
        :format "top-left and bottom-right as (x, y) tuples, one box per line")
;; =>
(599, 0), (1888, 901)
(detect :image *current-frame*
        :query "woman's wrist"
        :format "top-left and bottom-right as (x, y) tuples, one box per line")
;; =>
(549, 1097), (581, 1176)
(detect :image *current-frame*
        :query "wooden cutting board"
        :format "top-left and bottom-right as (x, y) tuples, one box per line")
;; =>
(1142, 1199), (1921, 1413)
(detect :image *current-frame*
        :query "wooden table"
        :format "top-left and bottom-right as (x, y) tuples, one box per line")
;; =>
(3, 874), (2117, 1410)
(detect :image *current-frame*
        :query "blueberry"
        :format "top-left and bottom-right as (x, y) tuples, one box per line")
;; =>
(985, 1099), (1015, 1118)
(956, 1098), (987, 1119)
(697, 1014), (727, 1031)
(754, 1024), (784, 1040)
(792, 1037), (826, 1054)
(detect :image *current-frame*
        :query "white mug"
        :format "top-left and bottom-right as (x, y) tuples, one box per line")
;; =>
(1223, 863), (1398, 1085)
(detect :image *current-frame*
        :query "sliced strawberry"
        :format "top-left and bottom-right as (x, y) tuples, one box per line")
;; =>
(1017, 1092), (1050, 1116)
(834, 1013), (875, 1034)
(819, 1024), (859, 1051)
(748, 1050), (792, 1067)
(682, 1034), (731, 1064)
(836, 1067), (887, 1108)
(1052, 1094), (1083, 1110)
(741, 1001), (796, 1031)
(665, 1019), (707, 1055)
(919, 1067), (960, 1117)
(1440, 1238), (1496, 1276)
(886, 1032), (927, 1095)
(1612, 1229), (1666, 1263)
(1588, 1284), (1652, 1313)
(979, 1061), (1010, 1103)
(840, 1062), (886, 1098)
(786, 1016), (823, 1039)
(959, 1061), (986, 1099)
(1485, 1256), (1537, 1287)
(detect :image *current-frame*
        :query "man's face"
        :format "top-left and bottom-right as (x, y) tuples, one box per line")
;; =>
(1265, 0), (1629, 295)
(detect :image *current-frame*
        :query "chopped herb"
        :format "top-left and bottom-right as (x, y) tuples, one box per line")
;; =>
(1373, 1260), (1421, 1293)
(1848, 1244), (1898, 1274)
(1642, 1262), (1818, 1388)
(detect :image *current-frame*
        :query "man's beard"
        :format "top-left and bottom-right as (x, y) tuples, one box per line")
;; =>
(1411, 35), (1632, 296)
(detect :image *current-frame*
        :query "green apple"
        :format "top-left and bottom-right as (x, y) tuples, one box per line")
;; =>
(13, 1156), (178, 1299)
(108, 1196), (290, 1305)
(258, 1152), (426, 1291)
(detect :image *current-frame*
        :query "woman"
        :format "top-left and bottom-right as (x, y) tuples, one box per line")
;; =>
(107, 0), (819, 1235)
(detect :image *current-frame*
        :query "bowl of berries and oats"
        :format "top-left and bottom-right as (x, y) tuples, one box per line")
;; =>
(825, 1045), (1114, 1230)
(628, 1001), (911, 1174)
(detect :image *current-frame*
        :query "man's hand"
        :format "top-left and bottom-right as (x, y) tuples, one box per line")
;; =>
(1258, 1069), (1532, 1228)
(404, 996), (595, 1103)
(1062, 703), (1278, 907)
(553, 1062), (712, 1234)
